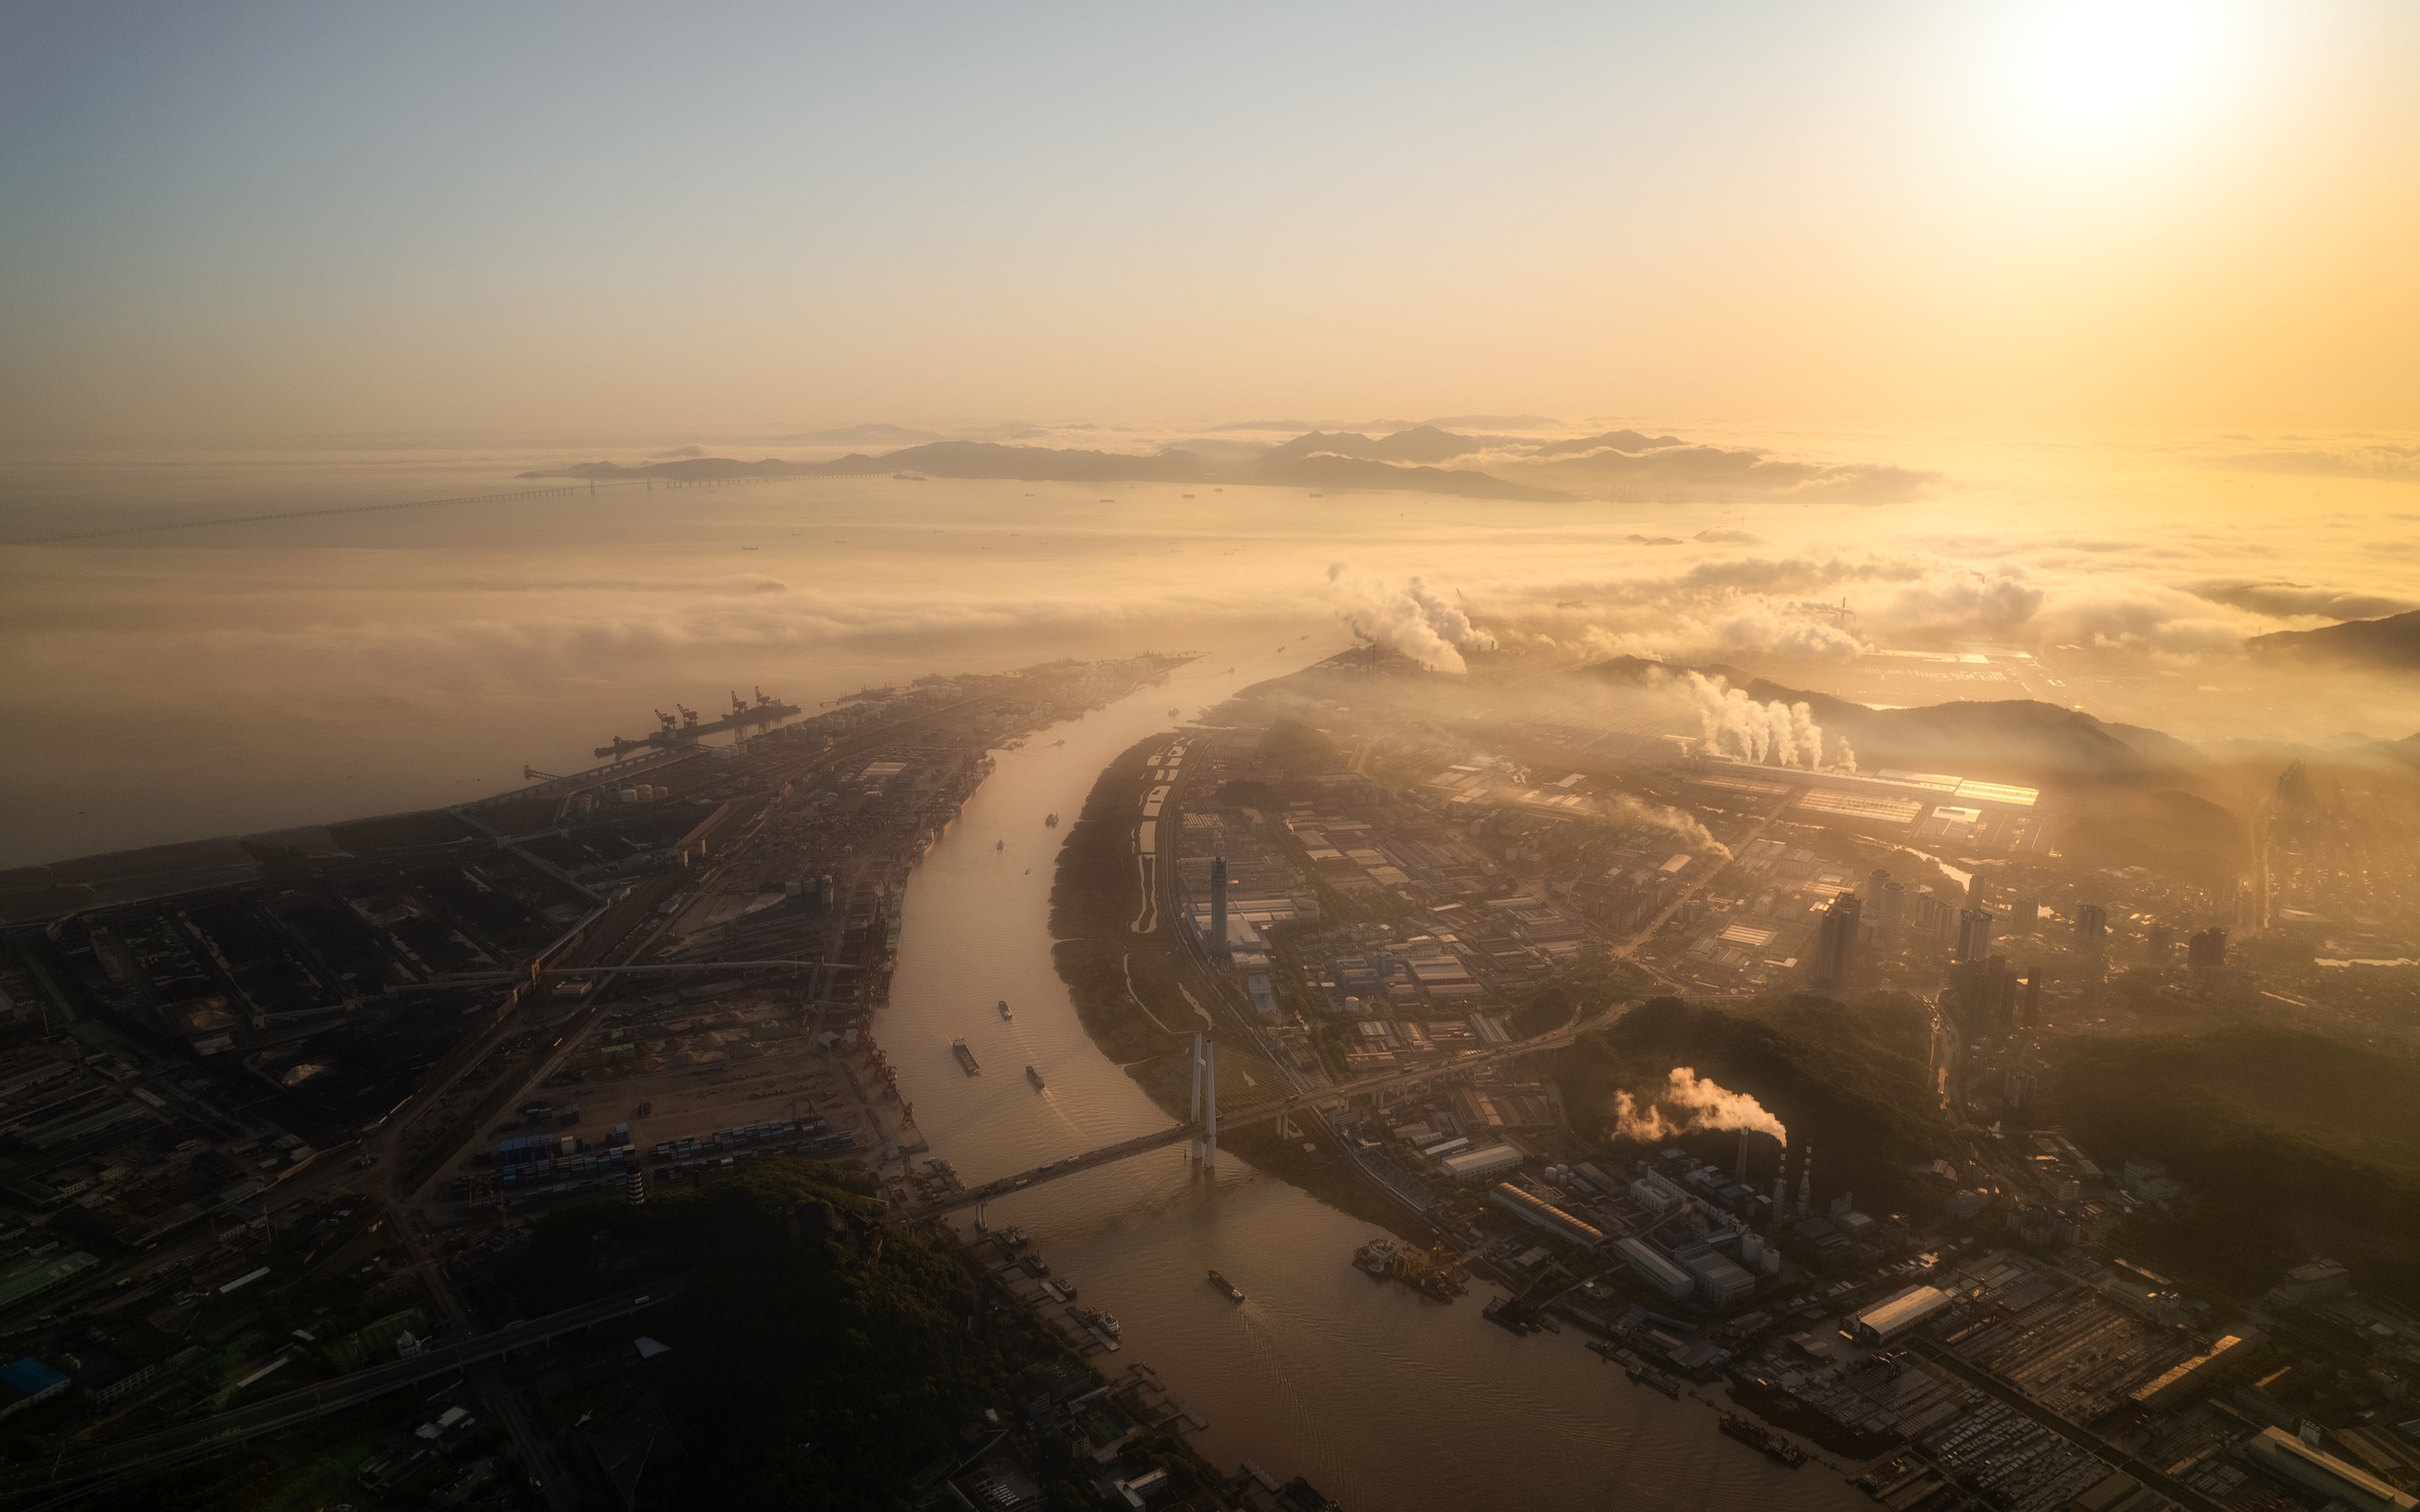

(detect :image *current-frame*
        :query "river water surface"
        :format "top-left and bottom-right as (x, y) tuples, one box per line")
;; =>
(881, 647), (1863, 1512)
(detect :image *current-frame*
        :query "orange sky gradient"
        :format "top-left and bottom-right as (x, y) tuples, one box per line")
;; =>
(2, 1), (2414, 442)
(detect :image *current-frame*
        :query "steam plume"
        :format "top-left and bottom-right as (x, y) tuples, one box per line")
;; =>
(1681, 670), (1849, 769)
(1327, 564), (1497, 673)
(1611, 1067), (1788, 1144)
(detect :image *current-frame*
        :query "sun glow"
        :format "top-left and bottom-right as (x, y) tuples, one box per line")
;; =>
(1992, 0), (2244, 157)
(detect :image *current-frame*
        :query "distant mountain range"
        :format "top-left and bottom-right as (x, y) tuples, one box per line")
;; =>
(523, 437), (1571, 501)
(2246, 609), (2420, 669)
(775, 423), (949, 446)
(522, 419), (1934, 503)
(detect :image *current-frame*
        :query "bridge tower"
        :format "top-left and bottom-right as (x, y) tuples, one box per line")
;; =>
(1203, 1038), (1218, 1171)
(1187, 1033), (1219, 1170)
(1189, 1032), (1204, 1127)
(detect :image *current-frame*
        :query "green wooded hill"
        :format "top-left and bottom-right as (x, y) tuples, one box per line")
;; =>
(2040, 1025), (2420, 1305)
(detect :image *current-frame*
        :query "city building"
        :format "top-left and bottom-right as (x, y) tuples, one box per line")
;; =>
(2076, 903), (2108, 949)
(2186, 927), (2228, 975)
(1956, 908), (1995, 965)
(0, 1358), (69, 1420)
(1811, 893), (1860, 993)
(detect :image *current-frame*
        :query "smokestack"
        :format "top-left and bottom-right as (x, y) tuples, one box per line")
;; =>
(1734, 1130), (1751, 1184)
(1771, 1142), (1788, 1215)
(1797, 1145), (1813, 1214)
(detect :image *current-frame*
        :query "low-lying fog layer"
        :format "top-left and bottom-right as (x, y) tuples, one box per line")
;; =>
(2, 424), (2414, 868)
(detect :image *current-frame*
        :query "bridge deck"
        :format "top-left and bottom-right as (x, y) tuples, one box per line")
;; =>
(908, 1016), (1596, 1217)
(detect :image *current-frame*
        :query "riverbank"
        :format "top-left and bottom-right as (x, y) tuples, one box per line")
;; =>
(1045, 731), (1440, 1248)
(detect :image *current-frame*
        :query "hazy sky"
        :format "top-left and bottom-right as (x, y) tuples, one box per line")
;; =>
(2, 2), (2414, 440)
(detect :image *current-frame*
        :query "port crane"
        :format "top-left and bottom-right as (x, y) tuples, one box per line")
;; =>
(595, 688), (804, 759)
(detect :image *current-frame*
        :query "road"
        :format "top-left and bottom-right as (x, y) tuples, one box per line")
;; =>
(3, 1281), (679, 1506)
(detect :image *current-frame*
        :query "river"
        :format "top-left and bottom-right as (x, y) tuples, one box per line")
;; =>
(881, 648), (1865, 1511)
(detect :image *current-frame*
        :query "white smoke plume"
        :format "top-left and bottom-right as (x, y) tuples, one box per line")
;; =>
(1327, 564), (1498, 673)
(1599, 791), (1732, 859)
(1681, 670), (1848, 769)
(1611, 1068), (1788, 1144)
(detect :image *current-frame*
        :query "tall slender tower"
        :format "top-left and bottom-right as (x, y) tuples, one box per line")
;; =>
(1203, 1039), (1218, 1170)
(1796, 1145), (1814, 1214)
(1209, 855), (1229, 961)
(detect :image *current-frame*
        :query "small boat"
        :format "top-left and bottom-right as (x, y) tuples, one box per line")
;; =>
(1027, 1254), (1050, 1277)
(1027, 1064), (1045, 1090)
(1079, 1306), (1120, 1339)
(952, 1039), (980, 1075)
(998, 998), (1013, 1021)
(1167, 706), (1180, 716)
(995, 839), (1004, 851)
(1045, 812), (1059, 827)
(1208, 1269), (1244, 1302)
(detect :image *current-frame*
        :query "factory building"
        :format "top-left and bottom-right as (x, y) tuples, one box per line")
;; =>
(2266, 1258), (2350, 1306)
(1679, 1249), (1757, 1305)
(2127, 1332), (2255, 1413)
(2242, 1427), (2420, 1512)
(1614, 1237), (1696, 1302)
(1490, 1183), (1605, 1248)
(1438, 1144), (1521, 1180)
(1852, 1284), (1952, 1345)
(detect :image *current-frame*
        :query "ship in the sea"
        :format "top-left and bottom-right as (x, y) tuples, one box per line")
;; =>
(1208, 1269), (1244, 1302)
(998, 998), (1012, 1021)
(1045, 812), (1059, 827)
(594, 687), (800, 759)
(1026, 1064), (1045, 1090)
(1078, 1306), (1120, 1339)
(952, 1039), (980, 1075)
